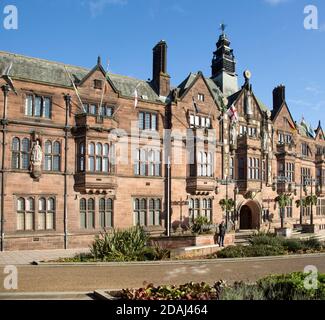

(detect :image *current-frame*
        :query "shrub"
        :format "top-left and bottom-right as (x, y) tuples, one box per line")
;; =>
(248, 232), (284, 247)
(219, 282), (265, 300)
(121, 282), (219, 300)
(216, 246), (247, 258)
(257, 272), (325, 300)
(217, 244), (285, 258)
(302, 238), (323, 251)
(143, 243), (171, 261)
(90, 226), (149, 262)
(282, 239), (304, 253)
(191, 216), (212, 235)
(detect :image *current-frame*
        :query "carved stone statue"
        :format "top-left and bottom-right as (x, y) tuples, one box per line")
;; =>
(31, 140), (43, 166)
(262, 130), (268, 151)
(245, 91), (253, 116)
(230, 122), (237, 146)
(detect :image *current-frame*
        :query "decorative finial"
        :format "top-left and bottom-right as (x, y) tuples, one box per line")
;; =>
(97, 56), (102, 66)
(220, 22), (227, 35)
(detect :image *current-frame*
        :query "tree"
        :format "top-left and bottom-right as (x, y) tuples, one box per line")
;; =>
(275, 194), (291, 229)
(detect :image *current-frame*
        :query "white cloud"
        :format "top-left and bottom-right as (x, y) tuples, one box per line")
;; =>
(305, 85), (323, 95)
(88, 0), (127, 17)
(264, 0), (290, 6)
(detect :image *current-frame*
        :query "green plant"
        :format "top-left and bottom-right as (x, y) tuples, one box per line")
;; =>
(305, 195), (318, 206)
(219, 198), (235, 212)
(302, 237), (322, 251)
(257, 272), (325, 300)
(282, 239), (304, 253)
(191, 216), (212, 235)
(248, 232), (284, 247)
(121, 282), (219, 300)
(275, 194), (291, 209)
(90, 226), (149, 262)
(296, 198), (307, 208)
(216, 244), (285, 258)
(145, 242), (171, 261)
(219, 282), (265, 300)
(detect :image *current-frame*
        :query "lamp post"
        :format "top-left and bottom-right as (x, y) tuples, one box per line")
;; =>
(273, 175), (289, 229)
(234, 185), (239, 230)
(217, 176), (235, 229)
(305, 177), (318, 226)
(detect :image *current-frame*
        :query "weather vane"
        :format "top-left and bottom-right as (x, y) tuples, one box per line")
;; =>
(220, 22), (227, 35)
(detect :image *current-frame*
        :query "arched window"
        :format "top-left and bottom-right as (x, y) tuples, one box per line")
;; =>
(53, 142), (61, 171)
(79, 142), (85, 172)
(80, 198), (95, 229)
(80, 199), (87, 229)
(16, 197), (34, 231)
(12, 138), (20, 169)
(21, 138), (30, 170)
(99, 198), (114, 228)
(44, 141), (61, 172)
(103, 144), (109, 172)
(88, 143), (95, 172)
(17, 198), (25, 231)
(96, 143), (102, 172)
(88, 199), (95, 229)
(148, 199), (161, 226)
(44, 141), (52, 171)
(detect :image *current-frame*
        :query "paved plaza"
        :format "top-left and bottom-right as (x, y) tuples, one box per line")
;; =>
(0, 248), (89, 265)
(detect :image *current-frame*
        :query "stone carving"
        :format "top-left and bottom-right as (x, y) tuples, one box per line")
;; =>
(31, 140), (43, 165)
(30, 140), (43, 180)
(262, 129), (268, 151)
(230, 122), (237, 146)
(245, 91), (253, 117)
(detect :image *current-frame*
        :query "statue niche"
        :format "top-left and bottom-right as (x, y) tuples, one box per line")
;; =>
(30, 140), (43, 179)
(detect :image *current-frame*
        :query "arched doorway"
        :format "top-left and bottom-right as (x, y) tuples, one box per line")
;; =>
(239, 201), (261, 230)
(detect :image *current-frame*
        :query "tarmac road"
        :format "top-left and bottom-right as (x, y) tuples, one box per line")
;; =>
(1, 254), (325, 293)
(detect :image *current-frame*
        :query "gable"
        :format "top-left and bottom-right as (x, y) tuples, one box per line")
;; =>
(179, 74), (221, 116)
(233, 89), (264, 120)
(272, 102), (296, 132)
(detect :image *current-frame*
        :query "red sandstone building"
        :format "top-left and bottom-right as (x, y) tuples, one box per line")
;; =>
(0, 29), (324, 251)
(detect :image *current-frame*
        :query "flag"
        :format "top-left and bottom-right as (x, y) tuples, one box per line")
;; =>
(134, 88), (138, 108)
(301, 118), (315, 138)
(287, 118), (297, 134)
(227, 104), (238, 123)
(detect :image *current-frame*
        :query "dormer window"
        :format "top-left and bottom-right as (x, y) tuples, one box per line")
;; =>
(189, 114), (211, 129)
(198, 94), (205, 102)
(94, 79), (103, 89)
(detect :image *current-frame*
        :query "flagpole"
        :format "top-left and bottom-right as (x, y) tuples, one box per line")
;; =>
(99, 59), (110, 114)
(64, 66), (85, 112)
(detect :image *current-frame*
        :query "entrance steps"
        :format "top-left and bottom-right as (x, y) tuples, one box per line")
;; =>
(291, 228), (325, 242)
(235, 230), (256, 246)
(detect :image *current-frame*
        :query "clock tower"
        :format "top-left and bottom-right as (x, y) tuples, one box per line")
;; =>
(211, 24), (239, 97)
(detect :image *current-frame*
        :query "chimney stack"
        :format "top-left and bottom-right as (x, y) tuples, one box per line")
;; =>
(273, 84), (286, 112)
(152, 40), (170, 97)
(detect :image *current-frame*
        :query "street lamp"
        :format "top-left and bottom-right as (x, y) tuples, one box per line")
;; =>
(273, 175), (290, 229)
(234, 185), (239, 222)
(305, 177), (318, 226)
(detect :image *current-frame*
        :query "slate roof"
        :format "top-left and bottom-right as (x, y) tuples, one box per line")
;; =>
(177, 72), (224, 103)
(0, 51), (161, 103)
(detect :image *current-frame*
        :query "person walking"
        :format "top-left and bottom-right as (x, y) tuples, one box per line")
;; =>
(218, 221), (226, 247)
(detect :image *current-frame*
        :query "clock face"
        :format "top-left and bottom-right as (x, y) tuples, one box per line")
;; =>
(244, 70), (251, 80)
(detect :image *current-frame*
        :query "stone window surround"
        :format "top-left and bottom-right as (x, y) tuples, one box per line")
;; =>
(15, 195), (57, 232)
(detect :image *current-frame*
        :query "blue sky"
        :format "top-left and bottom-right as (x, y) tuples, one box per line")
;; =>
(1, 0), (325, 128)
